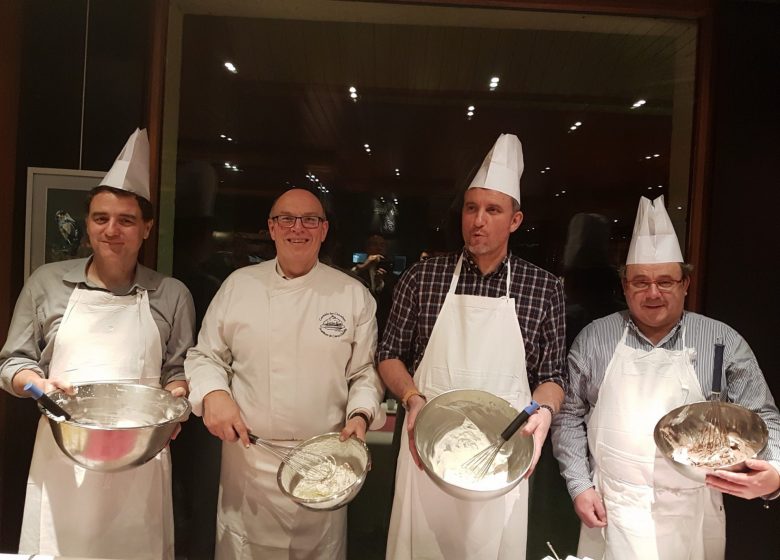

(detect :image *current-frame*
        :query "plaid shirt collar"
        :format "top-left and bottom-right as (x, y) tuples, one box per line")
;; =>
(461, 247), (510, 279)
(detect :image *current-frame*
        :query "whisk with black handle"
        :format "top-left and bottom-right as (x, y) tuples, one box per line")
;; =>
(703, 337), (728, 449)
(462, 400), (540, 479)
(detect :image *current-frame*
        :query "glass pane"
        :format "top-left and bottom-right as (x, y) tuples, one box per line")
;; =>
(171, 3), (696, 318)
(168, 2), (697, 559)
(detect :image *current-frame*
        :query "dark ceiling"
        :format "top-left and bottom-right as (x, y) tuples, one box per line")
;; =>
(174, 2), (697, 255)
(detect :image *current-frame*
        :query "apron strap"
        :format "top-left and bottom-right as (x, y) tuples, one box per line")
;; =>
(448, 255), (463, 294)
(448, 254), (512, 298)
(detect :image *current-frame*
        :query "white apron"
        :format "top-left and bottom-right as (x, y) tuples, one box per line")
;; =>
(577, 325), (726, 560)
(19, 284), (174, 560)
(214, 268), (350, 560)
(386, 256), (532, 560)
(215, 439), (347, 560)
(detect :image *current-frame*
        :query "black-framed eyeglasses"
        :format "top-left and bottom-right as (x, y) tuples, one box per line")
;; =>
(271, 215), (326, 229)
(627, 278), (684, 292)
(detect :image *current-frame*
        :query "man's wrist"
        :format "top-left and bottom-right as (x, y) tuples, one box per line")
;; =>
(348, 410), (371, 426)
(537, 403), (555, 417)
(401, 387), (426, 409)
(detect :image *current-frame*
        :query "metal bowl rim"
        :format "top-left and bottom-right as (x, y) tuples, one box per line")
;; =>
(276, 432), (372, 506)
(414, 389), (536, 495)
(654, 400), (769, 472)
(40, 382), (192, 429)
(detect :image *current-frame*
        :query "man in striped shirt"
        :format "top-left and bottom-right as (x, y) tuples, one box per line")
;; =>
(552, 196), (780, 559)
(379, 134), (566, 560)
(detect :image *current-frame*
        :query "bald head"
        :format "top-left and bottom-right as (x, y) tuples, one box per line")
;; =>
(268, 188), (329, 279)
(269, 188), (325, 220)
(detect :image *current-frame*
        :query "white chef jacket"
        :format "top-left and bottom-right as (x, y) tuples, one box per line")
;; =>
(186, 259), (385, 437)
(185, 259), (385, 559)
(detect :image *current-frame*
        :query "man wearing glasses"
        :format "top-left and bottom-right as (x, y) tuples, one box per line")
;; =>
(185, 188), (385, 559)
(552, 195), (780, 559)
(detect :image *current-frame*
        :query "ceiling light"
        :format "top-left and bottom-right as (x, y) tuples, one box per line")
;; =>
(561, 190), (566, 194)
(653, 154), (660, 158)
(224, 61), (237, 74)
(220, 134), (226, 139)
(227, 137), (233, 142)
(657, 185), (663, 189)
(555, 193), (560, 197)
(645, 156), (652, 160)
(631, 99), (647, 109)
(364, 144), (370, 148)
(541, 170), (546, 174)
(570, 126), (577, 130)
(677, 206), (683, 210)
(545, 166), (550, 170)
(468, 105), (475, 111)
(349, 86), (356, 93)
(648, 186), (653, 190)
(575, 121), (582, 127)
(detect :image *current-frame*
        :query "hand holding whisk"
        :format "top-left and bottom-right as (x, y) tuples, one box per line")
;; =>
(248, 433), (336, 481)
(462, 401), (540, 479)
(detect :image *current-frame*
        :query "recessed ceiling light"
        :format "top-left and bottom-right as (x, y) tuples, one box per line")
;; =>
(631, 99), (647, 109)
(468, 105), (475, 111)
(224, 62), (237, 74)
(220, 134), (226, 139)
(349, 86), (356, 93)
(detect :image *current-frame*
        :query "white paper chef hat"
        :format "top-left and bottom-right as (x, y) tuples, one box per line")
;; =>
(626, 195), (683, 264)
(99, 128), (151, 201)
(467, 133), (523, 205)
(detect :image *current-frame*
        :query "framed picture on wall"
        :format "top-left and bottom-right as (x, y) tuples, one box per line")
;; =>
(25, 167), (106, 278)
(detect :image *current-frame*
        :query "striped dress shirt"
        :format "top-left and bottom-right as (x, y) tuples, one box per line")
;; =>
(552, 310), (780, 500)
(377, 249), (567, 391)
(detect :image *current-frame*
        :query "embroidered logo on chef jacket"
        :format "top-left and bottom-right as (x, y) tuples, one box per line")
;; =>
(319, 312), (347, 337)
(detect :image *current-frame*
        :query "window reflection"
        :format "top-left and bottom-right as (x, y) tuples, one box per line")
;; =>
(168, 2), (697, 558)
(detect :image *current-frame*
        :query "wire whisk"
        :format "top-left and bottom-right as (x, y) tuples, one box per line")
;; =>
(462, 401), (540, 479)
(702, 338), (729, 450)
(248, 433), (336, 481)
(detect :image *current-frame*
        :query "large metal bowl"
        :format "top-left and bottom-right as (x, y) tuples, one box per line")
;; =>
(277, 433), (371, 511)
(40, 382), (191, 472)
(654, 401), (768, 482)
(414, 389), (535, 501)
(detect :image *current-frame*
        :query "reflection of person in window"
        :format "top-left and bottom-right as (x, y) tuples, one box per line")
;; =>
(352, 234), (396, 336)
(562, 213), (625, 349)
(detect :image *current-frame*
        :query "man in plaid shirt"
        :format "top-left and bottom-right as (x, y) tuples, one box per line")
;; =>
(379, 134), (567, 560)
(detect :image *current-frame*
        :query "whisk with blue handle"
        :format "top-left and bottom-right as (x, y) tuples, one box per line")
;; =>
(462, 400), (540, 479)
(24, 382), (72, 421)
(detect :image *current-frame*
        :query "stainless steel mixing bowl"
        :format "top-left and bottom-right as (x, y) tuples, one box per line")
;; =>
(277, 433), (371, 511)
(414, 389), (535, 501)
(654, 401), (768, 482)
(40, 382), (191, 472)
